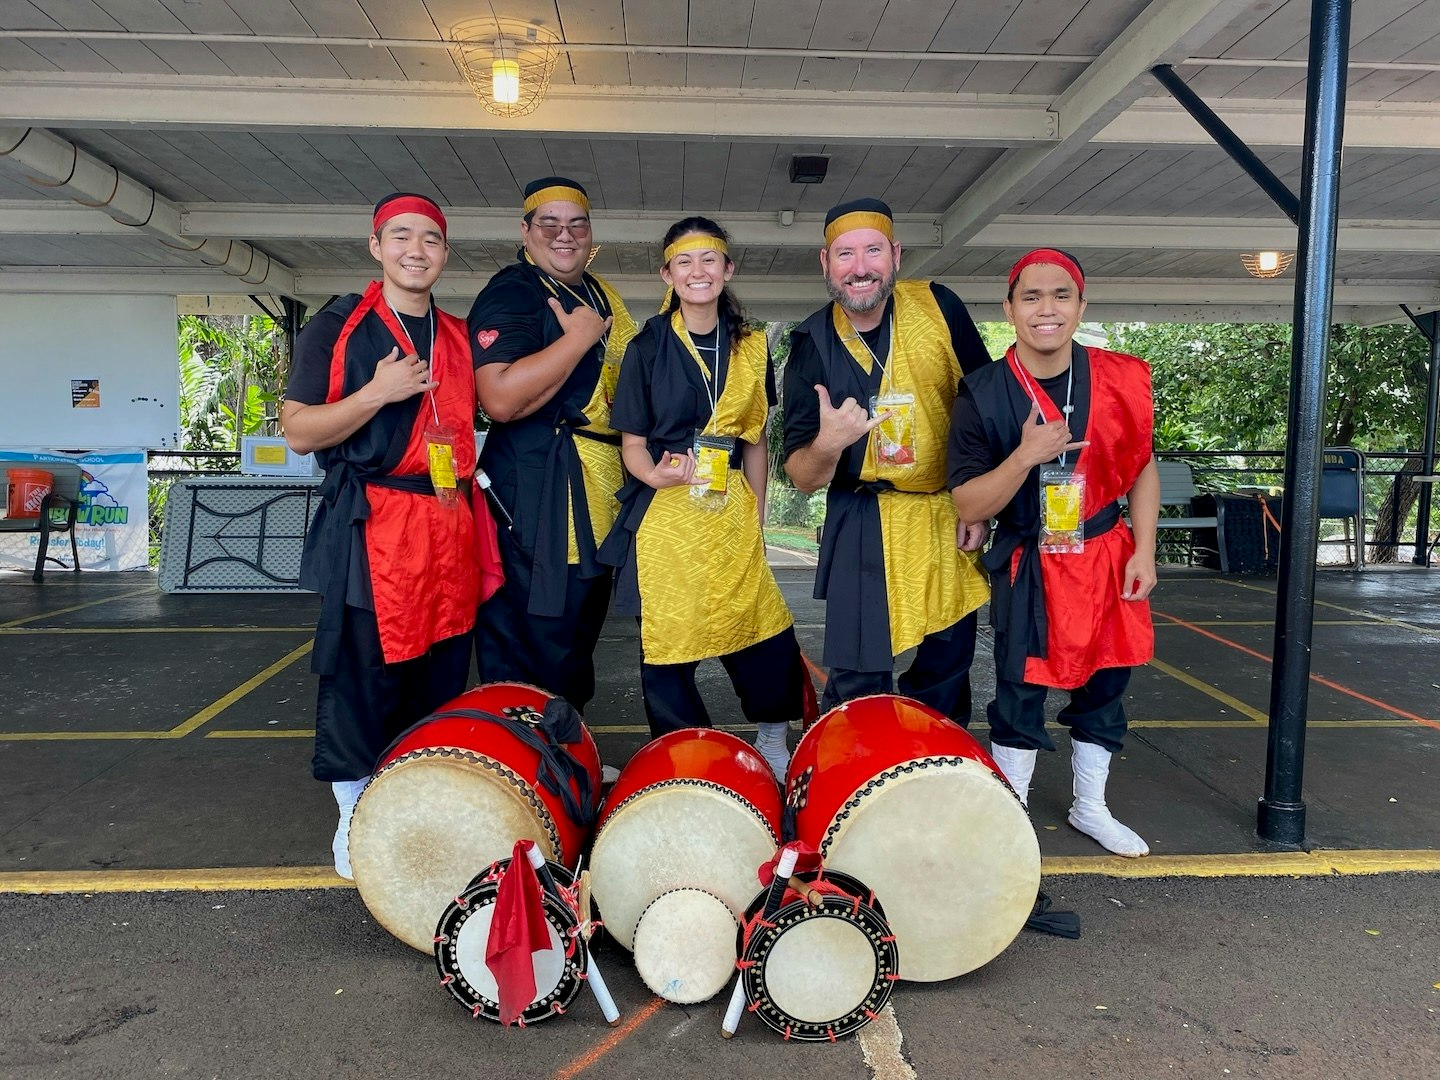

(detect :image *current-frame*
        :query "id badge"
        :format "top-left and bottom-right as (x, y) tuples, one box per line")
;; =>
(1039, 466), (1084, 554)
(599, 357), (621, 409)
(691, 434), (735, 511)
(870, 392), (916, 467)
(425, 421), (460, 509)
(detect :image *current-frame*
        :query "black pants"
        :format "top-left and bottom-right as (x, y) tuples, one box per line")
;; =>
(474, 561), (612, 713)
(820, 611), (978, 724)
(312, 604), (473, 782)
(642, 626), (808, 739)
(987, 664), (1132, 754)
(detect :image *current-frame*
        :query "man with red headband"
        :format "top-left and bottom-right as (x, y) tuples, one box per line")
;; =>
(467, 177), (638, 712)
(284, 192), (500, 878)
(783, 198), (992, 722)
(948, 248), (1158, 857)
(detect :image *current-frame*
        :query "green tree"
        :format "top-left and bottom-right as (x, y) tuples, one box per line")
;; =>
(1105, 320), (1433, 560)
(179, 314), (286, 451)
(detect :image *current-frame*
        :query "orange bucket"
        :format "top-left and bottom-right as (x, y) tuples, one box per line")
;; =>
(5, 467), (53, 519)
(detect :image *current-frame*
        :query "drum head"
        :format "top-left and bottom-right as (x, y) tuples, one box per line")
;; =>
(739, 870), (898, 1041)
(589, 780), (777, 951)
(632, 888), (739, 1004)
(434, 863), (585, 1025)
(350, 749), (559, 952)
(819, 756), (1040, 982)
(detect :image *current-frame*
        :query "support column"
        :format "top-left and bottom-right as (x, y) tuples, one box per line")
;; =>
(1410, 312), (1438, 567)
(1258, 0), (1352, 848)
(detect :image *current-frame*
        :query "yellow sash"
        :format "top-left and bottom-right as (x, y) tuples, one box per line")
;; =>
(634, 325), (791, 664)
(566, 275), (637, 564)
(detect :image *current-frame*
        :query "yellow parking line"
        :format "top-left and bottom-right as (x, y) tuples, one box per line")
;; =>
(0, 586), (153, 628)
(166, 641), (313, 738)
(1042, 849), (1440, 878)
(1145, 658), (1267, 721)
(5, 850), (1437, 895)
(207, 729), (313, 738)
(0, 731), (174, 742)
(0, 866), (352, 894)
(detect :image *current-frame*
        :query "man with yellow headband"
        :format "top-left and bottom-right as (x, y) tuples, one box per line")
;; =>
(782, 197), (992, 721)
(468, 176), (638, 710)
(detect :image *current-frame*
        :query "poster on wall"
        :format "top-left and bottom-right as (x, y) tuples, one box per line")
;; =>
(0, 449), (149, 573)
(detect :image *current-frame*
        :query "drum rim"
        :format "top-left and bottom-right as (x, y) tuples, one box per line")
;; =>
(594, 777), (780, 846)
(738, 876), (898, 1041)
(433, 859), (586, 1025)
(359, 745), (564, 861)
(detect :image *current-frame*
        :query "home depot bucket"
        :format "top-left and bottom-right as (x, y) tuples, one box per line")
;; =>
(5, 468), (53, 519)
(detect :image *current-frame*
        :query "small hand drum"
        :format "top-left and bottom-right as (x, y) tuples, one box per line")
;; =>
(433, 859), (586, 1025)
(736, 869), (899, 1042)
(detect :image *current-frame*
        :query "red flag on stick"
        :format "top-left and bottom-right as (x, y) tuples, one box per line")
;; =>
(485, 839), (551, 1027)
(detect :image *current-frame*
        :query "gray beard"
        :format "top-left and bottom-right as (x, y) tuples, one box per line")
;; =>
(826, 270), (896, 315)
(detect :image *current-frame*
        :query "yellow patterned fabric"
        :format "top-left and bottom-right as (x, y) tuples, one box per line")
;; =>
(567, 275), (638, 564)
(633, 327), (791, 664)
(836, 280), (988, 653)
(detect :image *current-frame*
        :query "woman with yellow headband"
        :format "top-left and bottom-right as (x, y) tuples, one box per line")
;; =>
(600, 217), (811, 778)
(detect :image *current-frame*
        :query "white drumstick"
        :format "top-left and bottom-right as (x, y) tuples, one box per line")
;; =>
(721, 845), (799, 1038)
(575, 867), (621, 1026)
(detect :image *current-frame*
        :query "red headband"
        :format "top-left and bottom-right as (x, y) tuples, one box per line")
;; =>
(373, 196), (447, 239)
(1008, 248), (1083, 293)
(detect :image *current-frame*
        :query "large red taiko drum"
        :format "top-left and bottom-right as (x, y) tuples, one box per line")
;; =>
(589, 727), (782, 995)
(349, 682), (602, 952)
(785, 694), (1039, 982)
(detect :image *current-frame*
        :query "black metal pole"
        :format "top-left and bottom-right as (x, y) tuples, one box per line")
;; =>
(1151, 64), (1301, 226)
(1258, 0), (1352, 847)
(1411, 312), (1439, 567)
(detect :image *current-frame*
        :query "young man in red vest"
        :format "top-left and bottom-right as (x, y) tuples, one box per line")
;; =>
(949, 249), (1158, 857)
(283, 193), (500, 878)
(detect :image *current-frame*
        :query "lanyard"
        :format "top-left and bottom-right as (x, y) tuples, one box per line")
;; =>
(388, 300), (441, 427)
(531, 259), (611, 355)
(1006, 349), (1076, 466)
(839, 307), (896, 392)
(674, 311), (728, 434)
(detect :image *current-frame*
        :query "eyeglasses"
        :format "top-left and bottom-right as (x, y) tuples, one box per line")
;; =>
(528, 217), (592, 238)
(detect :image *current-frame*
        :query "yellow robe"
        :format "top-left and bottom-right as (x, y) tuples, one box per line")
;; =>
(634, 315), (793, 665)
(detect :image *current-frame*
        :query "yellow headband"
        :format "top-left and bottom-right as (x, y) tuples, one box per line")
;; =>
(663, 234), (729, 264)
(524, 185), (590, 215)
(823, 211), (894, 248)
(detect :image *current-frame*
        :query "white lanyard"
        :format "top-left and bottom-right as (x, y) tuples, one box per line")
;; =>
(388, 300), (440, 426)
(840, 308), (896, 391)
(683, 324), (726, 434)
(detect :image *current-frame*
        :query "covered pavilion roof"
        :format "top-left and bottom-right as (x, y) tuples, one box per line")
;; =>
(1, 0), (1438, 323)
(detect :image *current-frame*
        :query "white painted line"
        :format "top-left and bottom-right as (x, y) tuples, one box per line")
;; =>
(859, 1003), (917, 1080)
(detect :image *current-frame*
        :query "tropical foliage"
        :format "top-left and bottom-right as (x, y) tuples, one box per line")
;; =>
(178, 314), (286, 450)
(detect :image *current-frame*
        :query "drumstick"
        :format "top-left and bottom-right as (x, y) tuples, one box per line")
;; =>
(787, 876), (824, 907)
(529, 848), (620, 1027)
(577, 872), (621, 1026)
(722, 845), (799, 1038)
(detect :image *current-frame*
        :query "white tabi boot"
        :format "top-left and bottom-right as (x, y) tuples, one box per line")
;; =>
(989, 744), (1038, 808)
(331, 776), (371, 880)
(1067, 741), (1148, 857)
(754, 722), (791, 784)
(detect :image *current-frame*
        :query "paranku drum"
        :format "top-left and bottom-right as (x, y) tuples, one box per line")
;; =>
(785, 694), (1039, 982)
(589, 729), (781, 970)
(349, 682), (602, 952)
(434, 858), (585, 1025)
(737, 868), (898, 1042)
